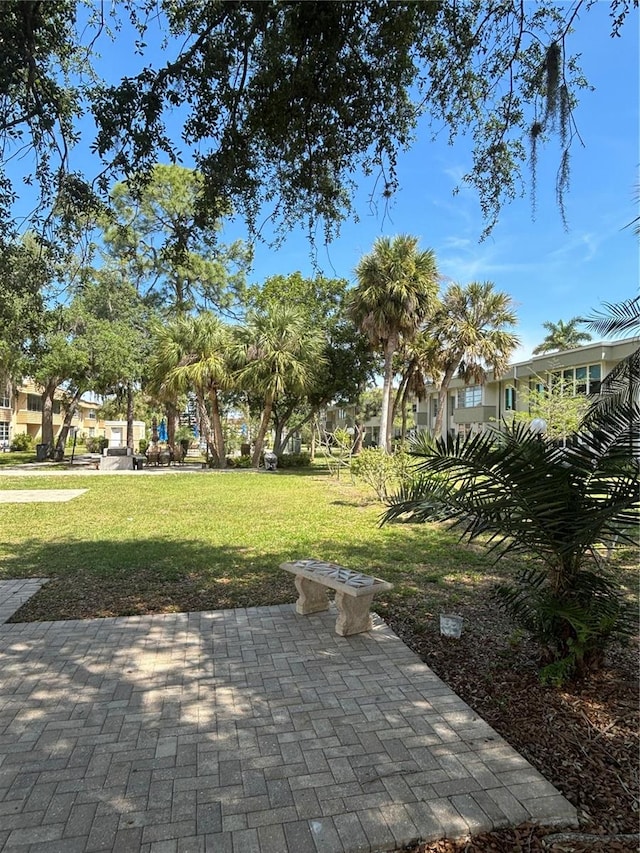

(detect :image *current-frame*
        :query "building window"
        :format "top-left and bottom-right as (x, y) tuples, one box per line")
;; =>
(0, 422), (8, 444)
(504, 386), (516, 411)
(87, 410), (97, 420)
(550, 364), (601, 396)
(27, 394), (62, 413)
(589, 364), (601, 394)
(456, 385), (482, 408)
(338, 408), (346, 420)
(0, 388), (9, 408)
(431, 397), (439, 419)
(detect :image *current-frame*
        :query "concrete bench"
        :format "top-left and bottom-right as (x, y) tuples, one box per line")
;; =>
(280, 559), (392, 636)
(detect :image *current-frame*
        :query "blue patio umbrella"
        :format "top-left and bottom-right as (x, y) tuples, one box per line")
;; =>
(158, 419), (168, 442)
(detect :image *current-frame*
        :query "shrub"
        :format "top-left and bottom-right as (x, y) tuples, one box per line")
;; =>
(138, 438), (149, 455)
(277, 452), (311, 468)
(235, 454), (253, 468)
(10, 433), (33, 451)
(86, 436), (109, 453)
(350, 448), (414, 500)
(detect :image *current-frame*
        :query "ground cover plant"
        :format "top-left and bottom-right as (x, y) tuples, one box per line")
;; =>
(0, 467), (636, 850)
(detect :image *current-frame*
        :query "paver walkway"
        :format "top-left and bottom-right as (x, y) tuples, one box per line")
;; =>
(0, 587), (577, 852)
(0, 491), (88, 503)
(0, 580), (49, 625)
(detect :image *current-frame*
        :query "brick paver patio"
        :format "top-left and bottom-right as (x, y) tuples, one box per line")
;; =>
(0, 584), (577, 852)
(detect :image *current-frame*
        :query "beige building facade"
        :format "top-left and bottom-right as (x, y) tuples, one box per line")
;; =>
(323, 337), (637, 446)
(1, 381), (146, 449)
(415, 337), (638, 439)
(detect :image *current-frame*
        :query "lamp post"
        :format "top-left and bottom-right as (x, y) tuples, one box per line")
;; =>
(70, 427), (78, 464)
(529, 417), (547, 439)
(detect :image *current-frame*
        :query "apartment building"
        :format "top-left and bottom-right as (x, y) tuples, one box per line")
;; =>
(0, 380), (146, 449)
(323, 337), (637, 445)
(415, 337), (638, 439)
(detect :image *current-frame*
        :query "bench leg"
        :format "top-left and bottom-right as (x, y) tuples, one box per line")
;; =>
(334, 592), (374, 636)
(294, 576), (329, 615)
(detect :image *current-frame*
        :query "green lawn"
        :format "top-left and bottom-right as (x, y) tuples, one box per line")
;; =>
(0, 468), (500, 622)
(0, 451), (37, 467)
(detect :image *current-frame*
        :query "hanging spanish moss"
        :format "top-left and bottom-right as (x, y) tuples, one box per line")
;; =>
(529, 41), (575, 228)
(556, 147), (571, 230)
(559, 83), (571, 148)
(529, 121), (544, 219)
(544, 41), (562, 123)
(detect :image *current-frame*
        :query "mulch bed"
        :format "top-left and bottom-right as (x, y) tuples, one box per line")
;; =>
(385, 599), (639, 853)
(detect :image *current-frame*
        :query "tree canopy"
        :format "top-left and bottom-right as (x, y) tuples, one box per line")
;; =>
(103, 164), (251, 315)
(1, 0), (635, 246)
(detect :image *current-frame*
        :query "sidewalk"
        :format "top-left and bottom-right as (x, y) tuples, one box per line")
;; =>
(0, 583), (577, 852)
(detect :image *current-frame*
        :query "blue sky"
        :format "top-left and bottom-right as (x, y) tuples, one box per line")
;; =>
(217, 3), (639, 360)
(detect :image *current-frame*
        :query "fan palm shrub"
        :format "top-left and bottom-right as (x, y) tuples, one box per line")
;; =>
(384, 419), (639, 684)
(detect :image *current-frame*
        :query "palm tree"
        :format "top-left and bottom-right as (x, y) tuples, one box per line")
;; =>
(532, 318), (592, 355)
(429, 281), (519, 437)
(234, 305), (326, 468)
(392, 331), (440, 444)
(384, 419), (638, 683)
(349, 235), (439, 453)
(149, 312), (232, 466)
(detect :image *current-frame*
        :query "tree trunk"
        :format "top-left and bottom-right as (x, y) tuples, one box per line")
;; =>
(399, 377), (413, 444)
(352, 398), (364, 454)
(166, 400), (179, 449)
(379, 337), (397, 453)
(54, 394), (81, 461)
(196, 394), (214, 460)
(252, 393), (274, 468)
(433, 360), (459, 438)
(126, 383), (134, 450)
(209, 388), (227, 467)
(40, 380), (58, 456)
(272, 419), (285, 455)
(401, 398), (408, 444)
(392, 371), (409, 424)
(310, 416), (317, 461)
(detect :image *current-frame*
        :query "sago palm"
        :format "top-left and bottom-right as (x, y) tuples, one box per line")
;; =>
(384, 419), (638, 683)
(350, 235), (439, 453)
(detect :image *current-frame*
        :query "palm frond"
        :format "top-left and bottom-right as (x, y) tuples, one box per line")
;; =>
(582, 348), (640, 440)
(580, 295), (640, 338)
(385, 417), (639, 573)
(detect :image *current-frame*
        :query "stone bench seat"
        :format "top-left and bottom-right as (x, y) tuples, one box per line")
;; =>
(280, 559), (392, 636)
